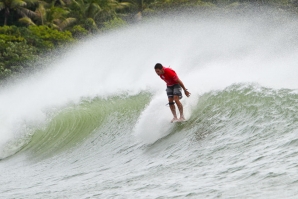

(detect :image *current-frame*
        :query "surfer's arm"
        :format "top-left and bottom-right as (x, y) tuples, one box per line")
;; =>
(176, 78), (191, 97)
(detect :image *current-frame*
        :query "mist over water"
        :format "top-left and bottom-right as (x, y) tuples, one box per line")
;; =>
(1, 8), (298, 198)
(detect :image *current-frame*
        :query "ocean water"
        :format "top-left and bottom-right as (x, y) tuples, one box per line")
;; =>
(1, 8), (298, 198)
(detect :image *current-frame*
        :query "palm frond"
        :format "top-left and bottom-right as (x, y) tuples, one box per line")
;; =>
(19, 16), (36, 25)
(86, 2), (101, 18)
(58, 17), (76, 30)
(72, 0), (81, 7)
(116, 2), (131, 9)
(35, 3), (47, 24)
(11, 0), (27, 8)
(35, 3), (46, 17)
(18, 7), (38, 17)
(26, 0), (38, 6)
(58, 0), (65, 6)
(51, 23), (60, 30)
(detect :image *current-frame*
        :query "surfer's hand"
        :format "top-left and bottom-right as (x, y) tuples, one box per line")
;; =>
(185, 90), (191, 97)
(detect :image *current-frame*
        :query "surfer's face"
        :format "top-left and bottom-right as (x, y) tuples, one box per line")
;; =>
(155, 69), (164, 75)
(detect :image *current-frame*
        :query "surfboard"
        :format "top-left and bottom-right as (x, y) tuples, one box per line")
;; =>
(171, 119), (187, 123)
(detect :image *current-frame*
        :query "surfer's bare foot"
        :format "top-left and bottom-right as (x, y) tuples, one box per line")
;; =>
(179, 116), (185, 121)
(171, 118), (179, 123)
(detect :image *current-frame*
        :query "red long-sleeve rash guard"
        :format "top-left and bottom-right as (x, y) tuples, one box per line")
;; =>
(159, 67), (179, 86)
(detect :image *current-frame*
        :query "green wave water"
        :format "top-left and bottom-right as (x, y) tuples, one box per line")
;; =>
(17, 83), (298, 162)
(20, 93), (152, 160)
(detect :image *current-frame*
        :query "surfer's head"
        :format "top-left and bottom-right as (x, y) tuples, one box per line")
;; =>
(154, 63), (164, 75)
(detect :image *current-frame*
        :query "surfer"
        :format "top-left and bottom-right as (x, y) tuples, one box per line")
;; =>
(154, 63), (191, 123)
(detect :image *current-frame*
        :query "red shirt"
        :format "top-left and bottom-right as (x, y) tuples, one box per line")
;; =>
(159, 67), (179, 86)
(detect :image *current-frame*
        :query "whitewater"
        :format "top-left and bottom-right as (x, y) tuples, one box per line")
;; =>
(1, 8), (298, 198)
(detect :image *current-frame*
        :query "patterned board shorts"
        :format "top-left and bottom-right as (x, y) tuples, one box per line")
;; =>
(166, 84), (182, 99)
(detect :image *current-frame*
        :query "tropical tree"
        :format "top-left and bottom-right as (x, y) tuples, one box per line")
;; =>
(19, 1), (76, 30)
(70, 0), (100, 30)
(95, 0), (130, 22)
(70, 0), (130, 31)
(0, 0), (37, 25)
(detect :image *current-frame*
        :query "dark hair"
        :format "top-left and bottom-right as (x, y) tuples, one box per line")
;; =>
(154, 63), (163, 70)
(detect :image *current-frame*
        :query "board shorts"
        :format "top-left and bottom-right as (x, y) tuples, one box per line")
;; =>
(166, 84), (182, 99)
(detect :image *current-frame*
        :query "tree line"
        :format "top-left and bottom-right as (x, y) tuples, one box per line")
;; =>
(0, 0), (297, 81)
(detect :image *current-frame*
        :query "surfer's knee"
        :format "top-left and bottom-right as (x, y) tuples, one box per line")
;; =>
(173, 95), (180, 102)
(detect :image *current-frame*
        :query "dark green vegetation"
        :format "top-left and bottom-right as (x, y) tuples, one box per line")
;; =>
(0, 0), (297, 80)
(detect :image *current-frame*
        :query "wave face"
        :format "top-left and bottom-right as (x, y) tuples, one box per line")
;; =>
(1, 8), (298, 198)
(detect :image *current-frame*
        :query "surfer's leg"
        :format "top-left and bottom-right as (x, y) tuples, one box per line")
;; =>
(168, 97), (178, 121)
(173, 84), (185, 120)
(174, 95), (184, 120)
(167, 86), (178, 122)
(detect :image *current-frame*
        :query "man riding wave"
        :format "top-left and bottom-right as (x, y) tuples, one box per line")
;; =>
(154, 63), (191, 123)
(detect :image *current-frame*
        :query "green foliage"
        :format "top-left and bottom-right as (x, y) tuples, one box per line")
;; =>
(0, 25), (75, 80)
(0, 34), (24, 42)
(196, 0), (216, 7)
(70, 25), (88, 38)
(138, 0), (216, 15)
(68, 0), (129, 31)
(28, 25), (74, 48)
(0, 40), (37, 79)
(0, 26), (26, 44)
(102, 17), (127, 31)
(0, 26), (22, 36)
(84, 18), (98, 32)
